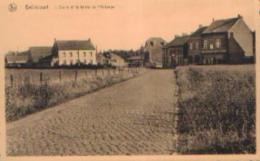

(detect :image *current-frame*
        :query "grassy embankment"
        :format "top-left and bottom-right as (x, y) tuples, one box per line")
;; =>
(175, 65), (255, 154)
(6, 68), (143, 122)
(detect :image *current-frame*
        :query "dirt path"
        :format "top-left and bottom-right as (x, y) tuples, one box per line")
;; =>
(7, 69), (177, 155)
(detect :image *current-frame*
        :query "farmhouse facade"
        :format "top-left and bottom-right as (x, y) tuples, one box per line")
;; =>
(199, 15), (254, 64)
(52, 39), (97, 66)
(188, 26), (208, 64)
(97, 52), (127, 67)
(163, 35), (190, 68)
(109, 53), (127, 67)
(163, 14), (255, 67)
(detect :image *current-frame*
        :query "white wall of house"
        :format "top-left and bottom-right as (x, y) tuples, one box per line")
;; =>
(58, 50), (97, 66)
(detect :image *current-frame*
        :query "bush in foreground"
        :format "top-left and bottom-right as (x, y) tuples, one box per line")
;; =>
(175, 65), (255, 154)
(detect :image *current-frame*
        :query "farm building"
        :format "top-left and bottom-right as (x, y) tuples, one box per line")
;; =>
(163, 35), (190, 68)
(109, 53), (127, 67)
(52, 39), (97, 66)
(199, 15), (255, 64)
(97, 52), (127, 67)
(188, 26), (208, 64)
(127, 55), (144, 67)
(97, 53), (109, 66)
(5, 51), (30, 67)
(144, 37), (166, 68)
(28, 46), (52, 64)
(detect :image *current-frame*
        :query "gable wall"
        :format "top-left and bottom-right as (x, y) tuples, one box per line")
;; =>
(229, 19), (253, 56)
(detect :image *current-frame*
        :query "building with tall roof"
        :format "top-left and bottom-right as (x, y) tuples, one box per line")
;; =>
(199, 15), (255, 64)
(144, 37), (166, 68)
(52, 39), (97, 66)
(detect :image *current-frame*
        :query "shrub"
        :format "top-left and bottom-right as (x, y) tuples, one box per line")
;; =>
(5, 69), (142, 122)
(175, 65), (255, 154)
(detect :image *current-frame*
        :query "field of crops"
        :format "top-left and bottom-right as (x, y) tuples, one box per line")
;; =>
(5, 68), (144, 122)
(175, 65), (255, 154)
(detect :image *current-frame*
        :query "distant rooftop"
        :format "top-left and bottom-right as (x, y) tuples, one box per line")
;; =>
(55, 39), (95, 50)
(164, 35), (190, 48)
(203, 16), (241, 34)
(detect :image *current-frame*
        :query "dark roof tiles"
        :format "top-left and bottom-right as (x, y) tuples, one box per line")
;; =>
(203, 17), (239, 34)
(164, 35), (190, 48)
(55, 40), (95, 50)
(29, 46), (52, 63)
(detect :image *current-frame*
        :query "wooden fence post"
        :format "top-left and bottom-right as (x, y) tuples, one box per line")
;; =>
(74, 70), (78, 82)
(10, 74), (14, 87)
(59, 71), (62, 83)
(40, 72), (43, 85)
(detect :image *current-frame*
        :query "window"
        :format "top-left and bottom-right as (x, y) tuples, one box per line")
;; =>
(84, 59), (87, 64)
(83, 52), (86, 57)
(70, 52), (73, 57)
(203, 40), (208, 49)
(150, 41), (154, 46)
(210, 43), (214, 49)
(70, 59), (73, 65)
(216, 39), (221, 48)
(189, 42), (193, 50)
(63, 52), (66, 57)
(63, 60), (66, 65)
(161, 42), (164, 46)
(90, 60), (93, 64)
(90, 52), (93, 57)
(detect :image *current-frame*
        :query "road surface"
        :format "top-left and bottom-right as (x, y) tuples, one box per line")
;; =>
(7, 69), (177, 155)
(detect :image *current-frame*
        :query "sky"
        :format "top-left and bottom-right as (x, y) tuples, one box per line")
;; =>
(0, 0), (257, 53)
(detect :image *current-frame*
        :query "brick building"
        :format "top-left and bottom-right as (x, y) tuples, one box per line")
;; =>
(188, 26), (208, 64)
(163, 35), (190, 68)
(198, 15), (255, 64)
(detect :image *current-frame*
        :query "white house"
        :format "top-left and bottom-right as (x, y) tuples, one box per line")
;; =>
(52, 39), (97, 66)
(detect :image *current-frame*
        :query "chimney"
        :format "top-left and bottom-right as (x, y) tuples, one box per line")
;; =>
(237, 14), (242, 19)
(198, 24), (203, 28)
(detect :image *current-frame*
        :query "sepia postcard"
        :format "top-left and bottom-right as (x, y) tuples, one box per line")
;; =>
(0, 0), (259, 161)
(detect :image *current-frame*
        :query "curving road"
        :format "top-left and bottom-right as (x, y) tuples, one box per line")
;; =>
(7, 69), (177, 156)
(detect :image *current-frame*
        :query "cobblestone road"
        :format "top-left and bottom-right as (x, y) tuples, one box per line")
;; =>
(7, 69), (177, 155)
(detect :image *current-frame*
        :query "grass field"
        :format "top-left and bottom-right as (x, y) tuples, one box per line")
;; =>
(5, 68), (143, 122)
(175, 65), (255, 154)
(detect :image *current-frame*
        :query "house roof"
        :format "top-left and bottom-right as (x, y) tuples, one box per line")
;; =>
(55, 39), (96, 50)
(190, 26), (208, 37)
(203, 17), (240, 34)
(110, 53), (126, 61)
(29, 46), (52, 63)
(164, 35), (190, 48)
(6, 51), (29, 63)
